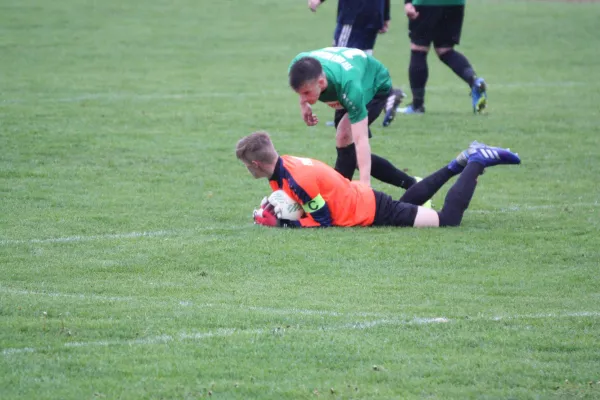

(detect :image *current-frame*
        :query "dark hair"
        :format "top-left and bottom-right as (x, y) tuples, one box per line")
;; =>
(289, 57), (323, 90)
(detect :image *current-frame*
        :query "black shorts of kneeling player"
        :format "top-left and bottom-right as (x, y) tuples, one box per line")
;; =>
(333, 88), (391, 139)
(371, 190), (419, 227)
(408, 5), (465, 48)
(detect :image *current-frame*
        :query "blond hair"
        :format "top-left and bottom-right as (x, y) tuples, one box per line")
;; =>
(235, 131), (278, 164)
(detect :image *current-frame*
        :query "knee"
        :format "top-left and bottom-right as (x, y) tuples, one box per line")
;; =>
(335, 119), (353, 147)
(336, 131), (352, 147)
(410, 43), (430, 53)
(435, 47), (453, 58)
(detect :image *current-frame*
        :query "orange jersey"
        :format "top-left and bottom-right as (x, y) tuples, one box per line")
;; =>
(268, 155), (376, 227)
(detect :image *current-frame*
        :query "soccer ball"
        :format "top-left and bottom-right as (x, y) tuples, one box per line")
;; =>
(267, 190), (304, 220)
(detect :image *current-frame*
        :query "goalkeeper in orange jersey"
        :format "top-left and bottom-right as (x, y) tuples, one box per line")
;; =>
(236, 131), (521, 228)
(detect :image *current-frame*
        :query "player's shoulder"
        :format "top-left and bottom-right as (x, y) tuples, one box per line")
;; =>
(281, 155), (318, 168)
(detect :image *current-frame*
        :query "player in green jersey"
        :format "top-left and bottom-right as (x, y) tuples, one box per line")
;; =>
(399, 0), (487, 114)
(288, 47), (416, 190)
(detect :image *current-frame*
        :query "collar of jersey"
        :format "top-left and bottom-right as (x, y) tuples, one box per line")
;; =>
(269, 157), (283, 187)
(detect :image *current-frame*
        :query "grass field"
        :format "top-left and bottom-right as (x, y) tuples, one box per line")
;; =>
(1, 0), (600, 398)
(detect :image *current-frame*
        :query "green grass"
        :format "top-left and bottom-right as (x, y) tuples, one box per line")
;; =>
(1, 0), (600, 398)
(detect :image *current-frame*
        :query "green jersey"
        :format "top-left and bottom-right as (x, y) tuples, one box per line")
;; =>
(289, 47), (392, 124)
(412, 0), (465, 5)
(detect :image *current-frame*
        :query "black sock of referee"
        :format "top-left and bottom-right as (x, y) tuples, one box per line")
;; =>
(371, 154), (416, 190)
(438, 49), (476, 87)
(438, 162), (485, 227)
(399, 166), (458, 205)
(409, 50), (428, 109)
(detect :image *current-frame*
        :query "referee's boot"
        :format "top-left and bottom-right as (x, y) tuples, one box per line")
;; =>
(471, 77), (487, 114)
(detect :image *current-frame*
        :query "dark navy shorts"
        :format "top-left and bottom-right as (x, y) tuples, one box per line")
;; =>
(408, 5), (465, 48)
(372, 190), (419, 227)
(333, 23), (378, 52)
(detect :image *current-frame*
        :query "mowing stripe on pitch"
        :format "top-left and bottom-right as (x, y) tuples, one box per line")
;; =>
(5, 311), (600, 356)
(1, 202), (596, 246)
(1, 81), (596, 105)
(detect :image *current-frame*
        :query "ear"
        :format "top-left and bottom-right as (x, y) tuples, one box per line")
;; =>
(318, 75), (327, 89)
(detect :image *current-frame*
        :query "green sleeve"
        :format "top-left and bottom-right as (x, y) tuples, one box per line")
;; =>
(340, 82), (368, 124)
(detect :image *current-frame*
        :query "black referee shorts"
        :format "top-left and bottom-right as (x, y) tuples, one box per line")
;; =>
(372, 190), (419, 227)
(408, 5), (465, 48)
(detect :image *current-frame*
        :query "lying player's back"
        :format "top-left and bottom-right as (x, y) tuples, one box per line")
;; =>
(278, 155), (376, 227)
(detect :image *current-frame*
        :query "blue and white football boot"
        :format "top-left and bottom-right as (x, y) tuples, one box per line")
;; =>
(448, 141), (520, 173)
(466, 141), (520, 167)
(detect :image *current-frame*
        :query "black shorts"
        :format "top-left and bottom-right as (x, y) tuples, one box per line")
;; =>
(333, 23), (379, 51)
(333, 88), (390, 139)
(372, 190), (419, 227)
(408, 5), (464, 48)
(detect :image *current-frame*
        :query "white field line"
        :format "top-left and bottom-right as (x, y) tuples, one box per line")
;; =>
(6, 285), (597, 325)
(241, 305), (382, 318)
(1, 202), (597, 246)
(4, 286), (600, 322)
(0, 287), (136, 303)
(0, 286), (388, 318)
(0, 81), (594, 105)
(469, 201), (598, 214)
(490, 311), (600, 321)
(0, 230), (177, 245)
(0, 225), (255, 246)
(4, 311), (600, 356)
(2, 318), (449, 356)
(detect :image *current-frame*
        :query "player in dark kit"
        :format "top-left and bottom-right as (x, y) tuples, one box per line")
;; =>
(308, 0), (391, 55)
(307, 0), (405, 126)
(399, 0), (487, 114)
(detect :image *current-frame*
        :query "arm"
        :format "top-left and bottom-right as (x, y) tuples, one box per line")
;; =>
(286, 165), (334, 227)
(384, 0), (390, 21)
(261, 193), (332, 228)
(404, 0), (419, 20)
(340, 82), (371, 186)
(300, 99), (318, 126)
(308, 0), (325, 12)
(380, 0), (390, 32)
(351, 117), (371, 186)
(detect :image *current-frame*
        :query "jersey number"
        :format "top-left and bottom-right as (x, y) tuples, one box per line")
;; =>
(311, 48), (367, 71)
(323, 47), (367, 60)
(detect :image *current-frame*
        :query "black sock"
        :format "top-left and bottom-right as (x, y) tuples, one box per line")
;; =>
(371, 154), (416, 189)
(334, 144), (357, 180)
(438, 50), (476, 87)
(399, 166), (457, 205)
(409, 50), (428, 109)
(437, 162), (485, 227)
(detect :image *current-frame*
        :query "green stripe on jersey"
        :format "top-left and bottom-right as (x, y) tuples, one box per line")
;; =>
(302, 194), (326, 213)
